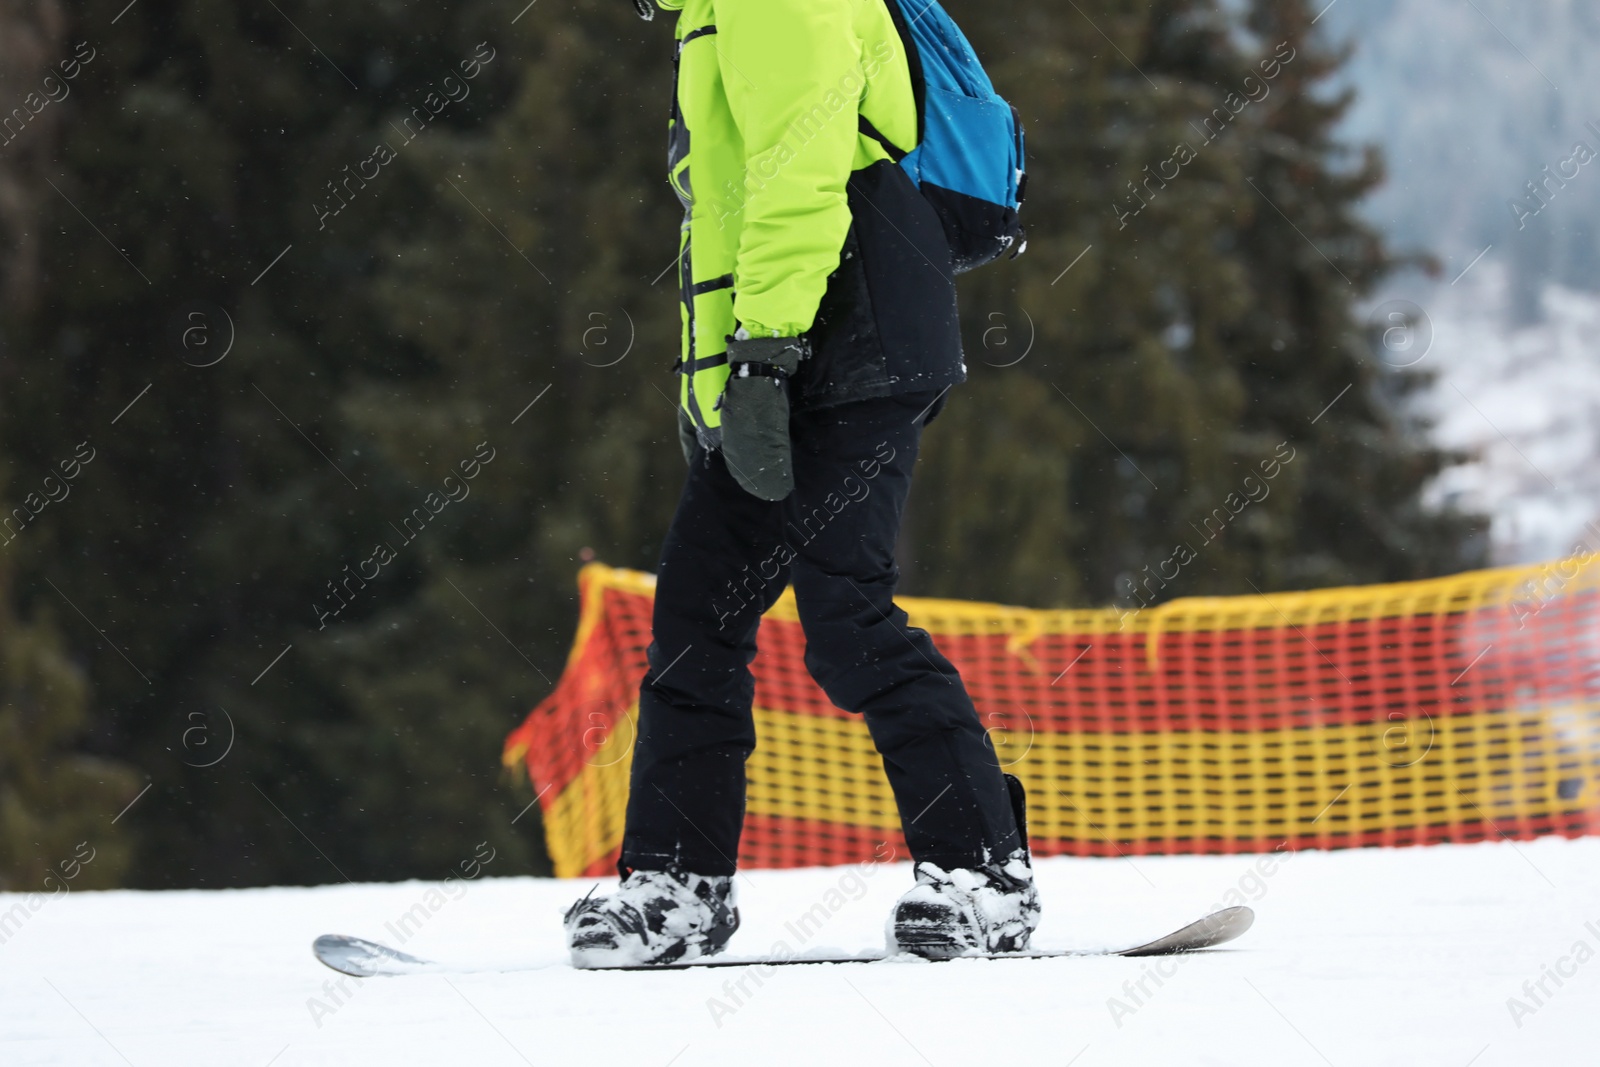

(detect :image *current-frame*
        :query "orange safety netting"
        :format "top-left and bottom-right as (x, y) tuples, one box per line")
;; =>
(504, 559), (1600, 878)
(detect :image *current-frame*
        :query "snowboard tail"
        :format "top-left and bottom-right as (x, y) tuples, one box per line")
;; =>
(313, 906), (1253, 977)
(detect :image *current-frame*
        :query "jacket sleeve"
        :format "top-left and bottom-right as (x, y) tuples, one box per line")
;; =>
(715, 0), (860, 339)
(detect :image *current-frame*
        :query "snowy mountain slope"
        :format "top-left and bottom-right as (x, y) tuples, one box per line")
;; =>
(1384, 264), (1600, 564)
(3, 839), (1597, 1066)
(1325, 0), (1600, 287)
(1316, 1), (1600, 563)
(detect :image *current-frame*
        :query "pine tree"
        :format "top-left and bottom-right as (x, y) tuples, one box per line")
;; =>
(0, 540), (140, 892)
(901, 0), (1485, 608)
(1227, 0), (1487, 587)
(0, 0), (139, 892)
(320, 0), (692, 865)
(0, 0), (547, 886)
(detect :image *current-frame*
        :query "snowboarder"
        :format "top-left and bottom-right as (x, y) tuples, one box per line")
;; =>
(564, 0), (1040, 966)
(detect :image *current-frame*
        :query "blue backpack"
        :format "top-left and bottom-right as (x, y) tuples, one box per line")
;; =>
(860, 0), (1029, 274)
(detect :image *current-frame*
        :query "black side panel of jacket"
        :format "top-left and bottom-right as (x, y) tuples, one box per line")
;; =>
(792, 160), (966, 410)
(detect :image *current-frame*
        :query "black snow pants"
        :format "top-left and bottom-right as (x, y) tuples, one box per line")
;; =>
(619, 391), (1023, 877)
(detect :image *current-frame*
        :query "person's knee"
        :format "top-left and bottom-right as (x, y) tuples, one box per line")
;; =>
(792, 575), (894, 637)
(798, 634), (892, 712)
(867, 701), (985, 751)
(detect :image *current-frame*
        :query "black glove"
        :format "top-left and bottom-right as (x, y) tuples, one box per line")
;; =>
(718, 334), (808, 502)
(631, 0), (655, 20)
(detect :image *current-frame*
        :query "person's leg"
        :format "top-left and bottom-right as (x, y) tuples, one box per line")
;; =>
(784, 392), (1022, 869)
(619, 442), (791, 876)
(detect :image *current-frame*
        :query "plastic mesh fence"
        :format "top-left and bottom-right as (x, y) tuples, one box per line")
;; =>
(504, 559), (1600, 878)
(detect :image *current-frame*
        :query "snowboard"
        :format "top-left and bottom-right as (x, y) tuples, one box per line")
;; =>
(313, 905), (1253, 977)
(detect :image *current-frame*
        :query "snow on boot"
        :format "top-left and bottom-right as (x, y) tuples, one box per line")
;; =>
(563, 868), (739, 968)
(889, 773), (1041, 958)
(888, 851), (1041, 957)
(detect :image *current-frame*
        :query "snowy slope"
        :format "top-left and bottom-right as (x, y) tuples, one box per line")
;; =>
(3, 838), (1598, 1066)
(1325, 0), (1600, 281)
(1315, 0), (1600, 564)
(1400, 265), (1600, 564)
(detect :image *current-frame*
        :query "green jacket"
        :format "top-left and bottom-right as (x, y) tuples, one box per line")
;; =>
(659, 0), (966, 441)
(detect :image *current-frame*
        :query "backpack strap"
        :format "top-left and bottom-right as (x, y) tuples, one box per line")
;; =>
(858, 115), (908, 163)
(881, 0), (925, 145)
(687, 273), (733, 297)
(670, 351), (731, 374)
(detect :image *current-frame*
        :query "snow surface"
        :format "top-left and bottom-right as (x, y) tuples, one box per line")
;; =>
(4, 838), (1598, 1066)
